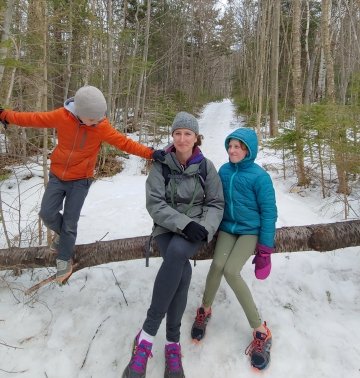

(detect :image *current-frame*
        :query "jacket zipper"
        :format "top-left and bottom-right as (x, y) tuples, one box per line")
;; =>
(61, 125), (80, 179)
(229, 166), (238, 234)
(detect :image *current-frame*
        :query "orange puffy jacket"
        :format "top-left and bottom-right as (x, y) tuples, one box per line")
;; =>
(1, 108), (153, 180)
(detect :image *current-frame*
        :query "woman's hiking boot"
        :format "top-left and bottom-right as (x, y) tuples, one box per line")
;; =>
(122, 332), (153, 378)
(190, 307), (211, 342)
(164, 343), (185, 378)
(245, 322), (272, 370)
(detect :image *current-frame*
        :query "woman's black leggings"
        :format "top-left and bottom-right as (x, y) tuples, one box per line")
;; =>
(142, 232), (202, 342)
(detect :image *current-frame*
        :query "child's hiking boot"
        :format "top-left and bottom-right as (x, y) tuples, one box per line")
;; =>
(56, 259), (73, 284)
(50, 233), (60, 251)
(191, 307), (211, 342)
(122, 332), (153, 378)
(245, 322), (272, 370)
(164, 343), (185, 378)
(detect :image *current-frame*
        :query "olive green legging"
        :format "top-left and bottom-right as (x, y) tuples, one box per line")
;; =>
(202, 231), (261, 329)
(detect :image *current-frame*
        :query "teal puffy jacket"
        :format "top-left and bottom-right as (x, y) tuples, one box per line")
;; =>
(219, 128), (277, 247)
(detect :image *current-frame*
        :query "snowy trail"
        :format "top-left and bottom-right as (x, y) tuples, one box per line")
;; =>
(199, 99), (236, 169)
(0, 100), (359, 378)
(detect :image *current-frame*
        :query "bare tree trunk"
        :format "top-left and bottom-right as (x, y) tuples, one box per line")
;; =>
(269, 0), (280, 137)
(4, 36), (19, 106)
(83, 0), (96, 85)
(321, 0), (349, 195)
(0, 190), (11, 249)
(255, 0), (268, 140)
(304, 31), (319, 105)
(1, 221), (359, 271)
(112, 0), (127, 129)
(134, 0), (151, 133)
(317, 47), (326, 100)
(292, 0), (309, 187)
(303, 0), (316, 105)
(63, 0), (73, 101)
(107, 0), (113, 120)
(41, 2), (50, 246)
(321, 0), (335, 101)
(0, 0), (15, 83)
(317, 136), (327, 199)
(123, 2), (140, 133)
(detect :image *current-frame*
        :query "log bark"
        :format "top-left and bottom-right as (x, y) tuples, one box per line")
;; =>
(1, 221), (359, 271)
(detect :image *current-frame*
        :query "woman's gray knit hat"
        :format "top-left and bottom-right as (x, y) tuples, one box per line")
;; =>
(171, 111), (199, 134)
(74, 85), (107, 121)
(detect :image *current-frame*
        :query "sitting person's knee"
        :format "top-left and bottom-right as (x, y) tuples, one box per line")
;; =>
(224, 267), (239, 282)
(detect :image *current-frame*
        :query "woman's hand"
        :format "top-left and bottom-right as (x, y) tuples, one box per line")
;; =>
(183, 221), (209, 242)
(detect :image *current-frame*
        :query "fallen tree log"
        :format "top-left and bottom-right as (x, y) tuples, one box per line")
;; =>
(0, 220), (359, 271)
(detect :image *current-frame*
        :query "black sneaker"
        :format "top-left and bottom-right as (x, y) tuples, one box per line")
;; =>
(191, 307), (211, 342)
(245, 322), (272, 370)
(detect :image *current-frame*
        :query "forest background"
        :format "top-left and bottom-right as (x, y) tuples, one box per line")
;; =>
(1, 0), (360, 249)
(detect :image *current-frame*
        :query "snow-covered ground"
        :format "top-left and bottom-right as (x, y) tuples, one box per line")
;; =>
(0, 100), (359, 378)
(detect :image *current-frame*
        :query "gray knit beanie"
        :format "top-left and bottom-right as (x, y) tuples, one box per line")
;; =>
(171, 111), (199, 135)
(74, 86), (107, 121)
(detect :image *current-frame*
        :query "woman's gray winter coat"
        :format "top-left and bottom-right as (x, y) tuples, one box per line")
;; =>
(146, 152), (224, 242)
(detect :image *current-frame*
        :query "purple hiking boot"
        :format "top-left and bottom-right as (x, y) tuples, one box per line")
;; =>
(164, 343), (185, 378)
(122, 332), (153, 378)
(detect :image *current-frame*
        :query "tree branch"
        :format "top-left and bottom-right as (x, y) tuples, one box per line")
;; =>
(0, 220), (359, 271)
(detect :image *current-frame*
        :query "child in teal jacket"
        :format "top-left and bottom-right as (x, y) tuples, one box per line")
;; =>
(191, 127), (277, 371)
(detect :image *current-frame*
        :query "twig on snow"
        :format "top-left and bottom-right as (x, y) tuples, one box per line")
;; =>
(80, 316), (110, 369)
(110, 269), (128, 306)
(0, 340), (23, 350)
(0, 367), (28, 374)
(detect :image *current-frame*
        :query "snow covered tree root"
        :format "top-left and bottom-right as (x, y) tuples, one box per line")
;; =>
(0, 220), (359, 271)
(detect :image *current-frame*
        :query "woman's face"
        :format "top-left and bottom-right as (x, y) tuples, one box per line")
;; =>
(228, 139), (248, 163)
(172, 128), (197, 154)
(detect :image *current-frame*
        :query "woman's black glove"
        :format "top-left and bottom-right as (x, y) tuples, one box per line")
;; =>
(152, 149), (166, 162)
(183, 221), (209, 242)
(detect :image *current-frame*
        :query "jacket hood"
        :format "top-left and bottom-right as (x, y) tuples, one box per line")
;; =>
(64, 97), (76, 116)
(164, 144), (204, 168)
(224, 127), (258, 164)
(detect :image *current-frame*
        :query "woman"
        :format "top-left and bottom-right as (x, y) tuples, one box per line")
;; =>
(191, 127), (277, 371)
(122, 111), (224, 378)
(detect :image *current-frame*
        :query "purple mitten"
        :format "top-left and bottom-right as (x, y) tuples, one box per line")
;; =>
(252, 244), (274, 280)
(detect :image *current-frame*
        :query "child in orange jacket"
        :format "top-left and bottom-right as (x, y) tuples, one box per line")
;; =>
(0, 85), (164, 282)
